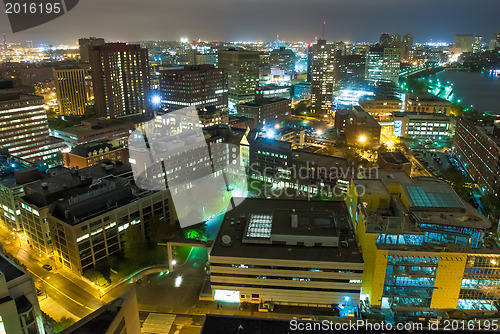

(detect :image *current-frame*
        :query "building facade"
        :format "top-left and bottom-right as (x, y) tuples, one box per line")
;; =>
(309, 40), (336, 116)
(209, 198), (363, 308)
(53, 67), (87, 116)
(90, 43), (150, 119)
(236, 98), (291, 127)
(392, 112), (456, 139)
(218, 49), (260, 111)
(405, 93), (452, 115)
(346, 170), (497, 318)
(159, 64), (227, 112)
(453, 117), (500, 197)
(0, 92), (64, 163)
(19, 162), (170, 274)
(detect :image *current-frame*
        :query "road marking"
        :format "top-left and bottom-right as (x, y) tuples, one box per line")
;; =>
(28, 269), (96, 312)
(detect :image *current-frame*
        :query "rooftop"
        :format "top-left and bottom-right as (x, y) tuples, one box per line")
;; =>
(0, 253), (25, 282)
(238, 97), (289, 108)
(378, 152), (411, 165)
(210, 198), (362, 263)
(22, 161), (139, 225)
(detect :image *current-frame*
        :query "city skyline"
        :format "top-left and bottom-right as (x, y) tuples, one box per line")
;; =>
(1, 0), (500, 45)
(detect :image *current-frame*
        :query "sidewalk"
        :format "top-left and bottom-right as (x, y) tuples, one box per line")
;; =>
(39, 296), (79, 321)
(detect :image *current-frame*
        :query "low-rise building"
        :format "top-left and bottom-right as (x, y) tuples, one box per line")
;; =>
(335, 107), (381, 148)
(19, 161), (169, 274)
(377, 152), (412, 175)
(359, 95), (402, 120)
(347, 170), (497, 319)
(0, 253), (45, 334)
(50, 118), (134, 147)
(209, 198), (363, 307)
(392, 112), (456, 139)
(62, 141), (129, 169)
(405, 93), (452, 116)
(236, 98), (291, 128)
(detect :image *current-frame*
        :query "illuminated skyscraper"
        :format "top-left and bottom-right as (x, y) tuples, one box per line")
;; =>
(218, 49), (260, 111)
(365, 47), (401, 84)
(269, 47), (295, 85)
(0, 92), (64, 162)
(473, 35), (483, 53)
(308, 39), (335, 116)
(53, 67), (87, 115)
(89, 43), (150, 119)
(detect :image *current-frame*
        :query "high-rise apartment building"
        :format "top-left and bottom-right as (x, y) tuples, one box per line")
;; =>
(89, 43), (150, 119)
(309, 39), (336, 116)
(218, 49), (260, 111)
(0, 254), (45, 334)
(78, 37), (105, 63)
(159, 64), (227, 112)
(365, 47), (401, 84)
(0, 92), (64, 163)
(53, 67), (87, 115)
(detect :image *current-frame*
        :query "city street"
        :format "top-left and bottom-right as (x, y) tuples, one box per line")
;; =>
(0, 226), (105, 319)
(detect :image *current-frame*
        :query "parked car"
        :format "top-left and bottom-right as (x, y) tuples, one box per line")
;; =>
(42, 264), (52, 271)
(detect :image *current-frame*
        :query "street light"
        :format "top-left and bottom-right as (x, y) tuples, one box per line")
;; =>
(359, 136), (366, 143)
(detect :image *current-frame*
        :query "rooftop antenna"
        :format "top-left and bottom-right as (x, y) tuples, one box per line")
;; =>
(322, 21), (326, 40)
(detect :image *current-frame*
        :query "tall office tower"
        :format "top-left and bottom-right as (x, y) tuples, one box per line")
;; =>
(473, 35), (483, 53)
(309, 39), (336, 116)
(454, 34), (474, 53)
(269, 47), (295, 85)
(402, 33), (414, 58)
(390, 33), (402, 46)
(159, 64), (227, 112)
(379, 33), (391, 46)
(218, 49), (260, 111)
(365, 47), (401, 84)
(382, 47), (401, 84)
(53, 67), (87, 115)
(78, 37), (104, 62)
(0, 92), (64, 162)
(2, 33), (6, 52)
(90, 43), (150, 119)
(0, 253), (45, 334)
(495, 33), (500, 50)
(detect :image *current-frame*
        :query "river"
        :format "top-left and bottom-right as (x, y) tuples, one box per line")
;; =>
(423, 69), (500, 115)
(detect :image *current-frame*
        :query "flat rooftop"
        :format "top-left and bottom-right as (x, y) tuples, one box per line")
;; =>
(211, 198), (362, 263)
(378, 152), (411, 165)
(238, 97), (289, 107)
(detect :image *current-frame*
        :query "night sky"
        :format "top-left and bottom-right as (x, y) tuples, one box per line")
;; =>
(1, 0), (499, 45)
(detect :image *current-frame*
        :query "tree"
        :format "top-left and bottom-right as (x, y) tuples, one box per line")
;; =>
(83, 268), (109, 287)
(122, 225), (148, 264)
